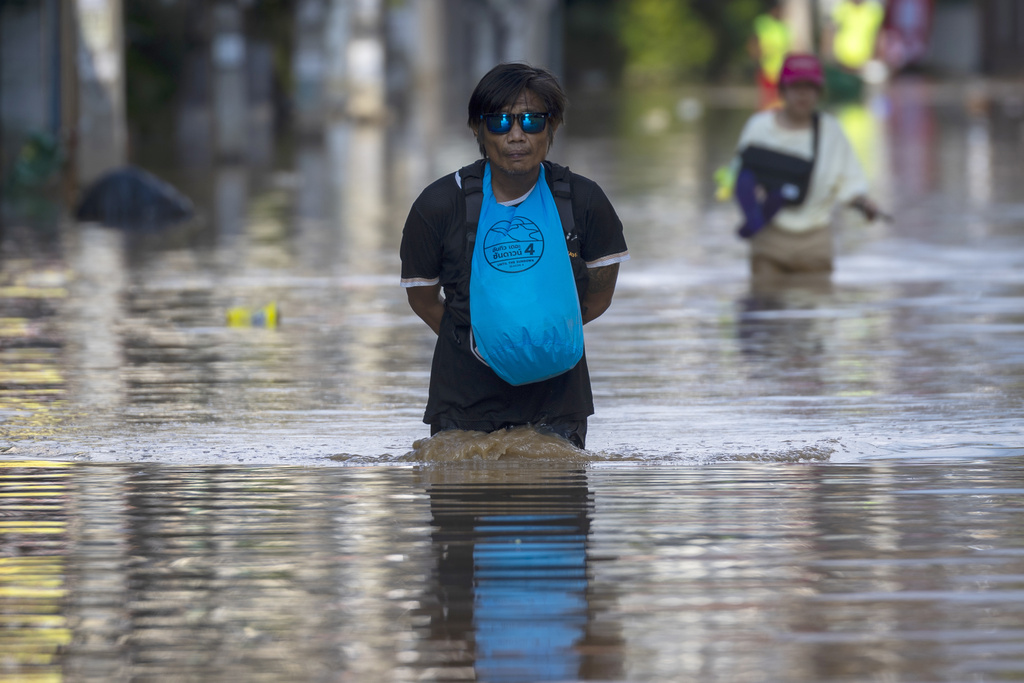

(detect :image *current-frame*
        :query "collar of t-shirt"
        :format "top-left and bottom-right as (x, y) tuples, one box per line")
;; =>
(453, 170), (535, 207)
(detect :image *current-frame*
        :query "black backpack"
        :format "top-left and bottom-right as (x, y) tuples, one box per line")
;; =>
(459, 158), (575, 241)
(458, 159), (587, 297)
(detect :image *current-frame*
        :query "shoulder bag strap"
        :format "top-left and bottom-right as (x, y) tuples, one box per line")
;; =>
(809, 113), (821, 175)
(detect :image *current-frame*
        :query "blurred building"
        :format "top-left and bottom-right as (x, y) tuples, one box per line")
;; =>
(1, 0), (1022, 213)
(976, 0), (1024, 75)
(2, 0), (125, 218)
(0, 0), (74, 194)
(0, 0), (565, 186)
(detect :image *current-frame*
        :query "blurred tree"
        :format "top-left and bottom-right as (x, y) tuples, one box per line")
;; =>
(243, 0), (296, 134)
(124, 0), (296, 147)
(692, 0), (766, 80)
(610, 0), (773, 85)
(564, 0), (625, 90)
(617, 0), (714, 84)
(124, 0), (189, 141)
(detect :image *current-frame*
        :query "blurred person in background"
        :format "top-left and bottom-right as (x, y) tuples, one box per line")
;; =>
(879, 0), (934, 72)
(399, 63), (629, 449)
(748, 0), (792, 110)
(731, 53), (882, 286)
(824, 0), (887, 100)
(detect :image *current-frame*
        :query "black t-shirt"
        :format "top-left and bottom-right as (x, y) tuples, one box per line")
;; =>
(400, 160), (628, 430)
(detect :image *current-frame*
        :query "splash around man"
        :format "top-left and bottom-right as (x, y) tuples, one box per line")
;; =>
(400, 63), (629, 449)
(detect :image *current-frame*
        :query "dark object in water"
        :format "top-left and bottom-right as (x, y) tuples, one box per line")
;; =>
(75, 166), (195, 229)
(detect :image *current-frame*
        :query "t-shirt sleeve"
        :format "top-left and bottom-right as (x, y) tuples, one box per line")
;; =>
(575, 178), (629, 269)
(400, 189), (445, 288)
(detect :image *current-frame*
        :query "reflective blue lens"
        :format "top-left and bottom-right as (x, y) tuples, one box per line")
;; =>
(482, 112), (548, 134)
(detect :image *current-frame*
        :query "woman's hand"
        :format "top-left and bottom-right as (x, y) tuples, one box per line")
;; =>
(850, 196), (889, 222)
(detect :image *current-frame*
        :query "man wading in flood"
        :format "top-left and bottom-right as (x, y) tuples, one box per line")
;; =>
(400, 63), (629, 449)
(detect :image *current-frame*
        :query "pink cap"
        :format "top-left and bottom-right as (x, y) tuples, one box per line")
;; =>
(779, 53), (824, 88)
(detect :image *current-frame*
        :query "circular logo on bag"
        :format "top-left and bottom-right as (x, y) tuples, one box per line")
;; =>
(482, 217), (544, 273)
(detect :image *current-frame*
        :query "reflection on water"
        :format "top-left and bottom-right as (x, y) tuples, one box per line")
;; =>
(0, 461), (72, 679)
(417, 467), (620, 682)
(2, 460), (1024, 681)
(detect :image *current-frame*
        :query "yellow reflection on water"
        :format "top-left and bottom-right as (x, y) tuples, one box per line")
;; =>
(0, 265), (68, 440)
(0, 463), (73, 682)
(0, 462), (71, 469)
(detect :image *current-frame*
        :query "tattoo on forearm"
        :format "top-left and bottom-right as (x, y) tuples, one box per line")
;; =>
(588, 266), (616, 293)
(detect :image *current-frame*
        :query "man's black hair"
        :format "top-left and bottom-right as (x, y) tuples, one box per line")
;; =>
(467, 63), (568, 155)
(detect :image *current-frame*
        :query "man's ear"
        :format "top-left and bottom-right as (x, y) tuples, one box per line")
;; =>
(472, 123), (487, 157)
(547, 121), (560, 150)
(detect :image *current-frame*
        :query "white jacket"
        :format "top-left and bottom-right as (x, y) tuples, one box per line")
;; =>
(736, 109), (869, 233)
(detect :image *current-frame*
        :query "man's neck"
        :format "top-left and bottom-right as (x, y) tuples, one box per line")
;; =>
(489, 163), (542, 203)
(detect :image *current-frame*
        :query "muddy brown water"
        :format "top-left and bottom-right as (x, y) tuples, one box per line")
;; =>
(1, 81), (1023, 680)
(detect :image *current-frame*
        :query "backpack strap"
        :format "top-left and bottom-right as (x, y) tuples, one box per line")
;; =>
(545, 160), (575, 236)
(459, 158), (577, 280)
(459, 160), (487, 274)
(461, 159), (574, 236)
(459, 159), (486, 235)
(543, 161), (587, 306)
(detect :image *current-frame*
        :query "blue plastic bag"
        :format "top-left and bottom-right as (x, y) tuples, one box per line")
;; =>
(469, 164), (584, 386)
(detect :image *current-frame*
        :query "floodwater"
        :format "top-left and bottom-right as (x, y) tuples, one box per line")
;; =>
(1, 79), (1023, 681)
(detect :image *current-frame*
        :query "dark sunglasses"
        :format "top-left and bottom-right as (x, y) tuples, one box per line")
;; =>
(480, 111), (549, 135)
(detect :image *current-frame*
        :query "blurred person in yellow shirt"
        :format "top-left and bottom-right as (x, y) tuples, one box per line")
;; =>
(748, 1), (791, 109)
(825, 0), (886, 100)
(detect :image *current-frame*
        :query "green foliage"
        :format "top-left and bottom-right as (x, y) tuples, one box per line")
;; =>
(2, 131), (64, 232)
(716, 0), (771, 77)
(564, 0), (625, 89)
(244, 0), (296, 106)
(611, 0), (777, 84)
(123, 0), (296, 139)
(723, 0), (767, 30)
(6, 132), (63, 191)
(617, 0), (715, 84)
(123, 0), (189, 136)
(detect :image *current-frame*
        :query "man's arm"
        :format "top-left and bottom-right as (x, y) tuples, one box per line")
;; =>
(407, 284), (444, 335)
(581, 263), (619, 324)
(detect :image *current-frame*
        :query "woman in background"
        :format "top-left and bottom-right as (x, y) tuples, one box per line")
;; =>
(733, 53), (882, 285)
